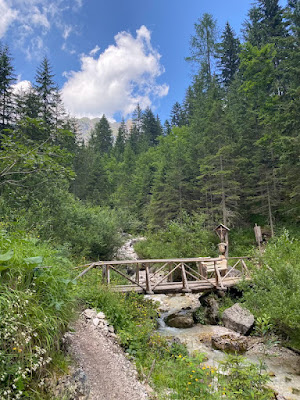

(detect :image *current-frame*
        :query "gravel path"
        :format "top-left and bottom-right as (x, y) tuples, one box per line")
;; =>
(70, 317), (150, 400)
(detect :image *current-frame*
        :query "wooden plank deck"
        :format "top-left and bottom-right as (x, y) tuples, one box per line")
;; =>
(111, 276), (249, 294)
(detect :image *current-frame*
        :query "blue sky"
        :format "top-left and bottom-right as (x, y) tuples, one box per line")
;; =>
(0, 0), (285, 122)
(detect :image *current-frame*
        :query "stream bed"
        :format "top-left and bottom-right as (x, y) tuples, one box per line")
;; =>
(145, 293), (300, 400)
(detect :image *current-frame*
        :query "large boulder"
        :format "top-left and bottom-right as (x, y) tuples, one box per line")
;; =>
(222, 303), (254, 335)
(165, 311), (194, 329)
(211, 332), (248, 353)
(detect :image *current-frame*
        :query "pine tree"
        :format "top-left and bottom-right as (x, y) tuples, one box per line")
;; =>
(243, 1), (286, 47)
(141, 107), (161, 147)
(0, 43), (16, 132)
(89, 115), (113, 154)
(183, 86), (195, 125)
(16, 87), (40, 120)
(34, 57), (58, 128)
(163, 120), (172, 135)
(219, 23), (240, 87)
(114, 118), (127, 160)
(170, 102), (186, 127)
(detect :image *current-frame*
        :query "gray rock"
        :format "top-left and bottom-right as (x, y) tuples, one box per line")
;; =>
(96, 311), (106, 319)
(52, 367), (90, 400)
(108, 325), (115, 333)
(92, 318), (100, 326)
(222, 303), (254, 335)
(83, 309), (97, 319)
(205, 297), (219, 324)
(212, 332), (248, 353)
(165, 311), (194, 329)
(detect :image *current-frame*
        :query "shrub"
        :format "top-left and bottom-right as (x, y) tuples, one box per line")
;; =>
(135, 212), (218, 259)
(242, 230), (300, 348)
(0, 228), (75, 398)
(0, 188), (122, 260)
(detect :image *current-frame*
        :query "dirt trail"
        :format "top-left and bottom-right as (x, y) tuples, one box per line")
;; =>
(69, 316), (149, 400)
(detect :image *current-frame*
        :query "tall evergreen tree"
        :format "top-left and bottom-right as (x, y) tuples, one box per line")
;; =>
(34, 57), (58, 128)
(16, 87), (40, 120)
(243, 0), (286, 47)
(141, 107), (161, 147)
(163, 120), (172, 135)
(219, 23), (240, 86)
(114, 118), (127, 160)
(186, 13), (218, 81)
(0, 43), (16, 132)
(170, 102), (186, 127)
(89, 115), (113, 154)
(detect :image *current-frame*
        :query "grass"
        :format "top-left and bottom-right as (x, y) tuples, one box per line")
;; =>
(0, 226), (75, 399)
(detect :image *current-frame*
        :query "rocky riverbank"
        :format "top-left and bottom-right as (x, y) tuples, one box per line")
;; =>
(148, 293), (300, 400)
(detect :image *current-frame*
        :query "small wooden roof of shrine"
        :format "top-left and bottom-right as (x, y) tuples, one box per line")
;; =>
(215, 223), (230, 232)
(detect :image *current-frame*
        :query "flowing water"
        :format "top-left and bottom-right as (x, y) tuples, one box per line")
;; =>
(146, 293), (300, 400)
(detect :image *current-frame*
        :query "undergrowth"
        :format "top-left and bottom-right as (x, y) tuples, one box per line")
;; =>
(241, 230), (300, 349)
(0, 227), (75, 399)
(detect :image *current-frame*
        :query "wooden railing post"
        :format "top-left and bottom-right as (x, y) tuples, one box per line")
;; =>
(102, 264), (106, 284)
(106, 265), (110, 285)
(214, 261), (225, 289)
(145, 263), (154, 294)
(181, 263), (191, 293)
(196, 261), (204, 278)
(168, 263), (173, 282)
(136, 263), (140, 284)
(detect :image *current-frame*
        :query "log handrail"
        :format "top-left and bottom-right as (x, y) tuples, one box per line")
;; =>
(75, 256), (253, 294)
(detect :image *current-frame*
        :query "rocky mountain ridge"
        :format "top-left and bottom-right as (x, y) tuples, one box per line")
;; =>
(76, 117), (132, 143)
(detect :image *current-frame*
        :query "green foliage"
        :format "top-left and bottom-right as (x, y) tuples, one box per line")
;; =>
(242, 230), (300, 348)
(0, 228), (75, 398)
(255, 314), (273, 337)
(135, 212), (218, 259)
(217, 354), (273, 400)
(193, 307), (207, 324)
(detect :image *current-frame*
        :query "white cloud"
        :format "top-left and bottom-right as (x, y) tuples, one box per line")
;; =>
(31, 5), (50, 30)
(0, 0), (18, 38)
(62, 25), (72, 40)
(12, 79), (32, 94)
(62, 26), (169, 118)
(61, 42), (76, 55)
(25, 36), (45, 61)
(0, 1), (83, 57)
(89, 45), (100, 56)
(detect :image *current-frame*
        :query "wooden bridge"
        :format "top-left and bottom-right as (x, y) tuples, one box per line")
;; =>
(76, 256), (251, 294)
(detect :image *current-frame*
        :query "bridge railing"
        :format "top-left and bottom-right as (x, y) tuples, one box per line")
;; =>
(75, 256), (253, 294)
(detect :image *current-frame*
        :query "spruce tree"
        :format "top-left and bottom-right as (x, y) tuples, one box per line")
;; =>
(219, 23), (240, 86)
(141, 107), (161, 147)
(114, 118), (127, 160)
(89, 115), (113, 154)
(243, 1), (286, 47)
(34, 57), (58, 128)
(170, 102), (186, 127)
(0, 43), (16, 132)
(163, 120), (172, 135)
